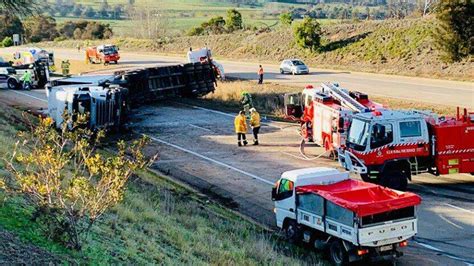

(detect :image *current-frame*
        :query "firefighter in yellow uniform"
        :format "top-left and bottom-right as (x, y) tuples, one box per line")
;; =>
(250, 108), (261, 145)
(61, 60), (70, 76)
(234, 111), (248, 147)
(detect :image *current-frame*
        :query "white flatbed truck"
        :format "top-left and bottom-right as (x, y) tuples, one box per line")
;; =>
(272, 167), (421, 265)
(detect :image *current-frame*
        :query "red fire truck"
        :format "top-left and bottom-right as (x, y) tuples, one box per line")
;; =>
(284, 83), (385, 156)
(339, 108), (474, 191)
(86, 45), (120, 65)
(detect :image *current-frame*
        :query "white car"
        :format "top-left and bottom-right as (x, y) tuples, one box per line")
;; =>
(279, 59), (309, 75)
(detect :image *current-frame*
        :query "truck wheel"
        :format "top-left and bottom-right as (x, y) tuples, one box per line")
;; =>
(280, 68), (284, 74)
(284, 220), (300, 244)
(360, 174), (371, 182)
(329, 240), (348, 266)
(7, 78), (18, 90)
(380, 170), (408, 191)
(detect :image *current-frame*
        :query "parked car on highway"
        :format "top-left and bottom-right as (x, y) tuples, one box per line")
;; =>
(279, 59), (309, 75)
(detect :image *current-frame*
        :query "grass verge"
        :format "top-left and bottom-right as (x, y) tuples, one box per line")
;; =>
(0, 101), (323, 265)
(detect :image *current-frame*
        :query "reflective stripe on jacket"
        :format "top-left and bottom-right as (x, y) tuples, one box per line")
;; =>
(234, 114), (247, 133)
(250, 112), (261, 128)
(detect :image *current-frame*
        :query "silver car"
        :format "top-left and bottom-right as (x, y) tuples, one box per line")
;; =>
(279, 59), (309, 75)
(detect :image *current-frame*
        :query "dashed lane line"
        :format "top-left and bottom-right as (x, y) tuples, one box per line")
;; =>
(147, 135), (274, 186)
(10, 90), (47, 103)
(189, 124), (213, 132)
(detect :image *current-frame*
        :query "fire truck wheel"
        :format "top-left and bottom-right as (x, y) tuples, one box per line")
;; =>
(380, 171), (408, 191)
(284, 220), (300, 244)
(329, 240), (348, 266)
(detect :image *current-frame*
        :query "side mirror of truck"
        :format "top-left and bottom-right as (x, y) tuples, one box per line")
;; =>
(338, 117), (345, 129)
(271, 186), (277, 201)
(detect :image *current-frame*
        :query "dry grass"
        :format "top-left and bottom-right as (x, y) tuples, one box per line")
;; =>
(196, 80), (457, 117)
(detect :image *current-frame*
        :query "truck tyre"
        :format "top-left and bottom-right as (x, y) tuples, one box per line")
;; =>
(7, 78), (19, 90)
(280, 68), (284, 74)
(284, 220), (300, 244)
(360, 173), (371, 182)
(380, 168), (408, 191)
(329, 240), (348, 266)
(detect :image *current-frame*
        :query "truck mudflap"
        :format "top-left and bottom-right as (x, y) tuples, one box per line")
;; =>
(358, 218), (417, 247)
(338, 149), (368, 174)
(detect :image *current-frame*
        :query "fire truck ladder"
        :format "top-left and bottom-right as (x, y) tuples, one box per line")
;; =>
(321, 83), (369, 113)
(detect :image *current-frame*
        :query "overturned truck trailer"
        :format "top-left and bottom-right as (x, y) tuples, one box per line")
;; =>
(47, 62), (216, 129)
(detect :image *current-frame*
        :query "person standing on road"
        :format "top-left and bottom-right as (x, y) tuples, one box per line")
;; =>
(234, 111), (248, 147)
(19, 69), (32, 90)
(250, 108), (261, 145)
(257, 65), (264, 84)
(240, 91), (253, 119)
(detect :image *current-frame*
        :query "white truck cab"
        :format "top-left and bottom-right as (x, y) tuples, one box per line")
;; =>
(272, 167), (421, 265)
(47, 84), (126, 130)
(187, 47), (225, 80)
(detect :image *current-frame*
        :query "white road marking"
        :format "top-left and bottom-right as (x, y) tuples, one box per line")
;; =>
(10, 90), (47, 103)
(281, 151), (308, 160)
(147, 135), (274, 186)
(416, 241), (443, 252)
(189, 124), (213, 132)
(415, 241), (474, 265)
(439, 214), (463, 229)
(180, 102), (288, 130)
(444, 203), (474, 214)
(192, 105), (234, 117)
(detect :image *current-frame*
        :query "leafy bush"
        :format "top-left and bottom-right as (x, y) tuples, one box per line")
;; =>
(0, 13), (23, 41)
(226, 9), (242, 31)
(279, 12), (293, 26)
(58, 20), (113, 40)
(293, 17), (322, 52)
(1, 36), (13, 47)
(23, 15), (59, 42)
(434, 0), (473, 62)
(2, 114), (153, 250)
(188, 26), (205, 36)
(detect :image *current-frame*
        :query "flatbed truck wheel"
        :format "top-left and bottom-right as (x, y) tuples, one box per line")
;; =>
(329, 240), (348, 266)
(284, 220), (300, 244)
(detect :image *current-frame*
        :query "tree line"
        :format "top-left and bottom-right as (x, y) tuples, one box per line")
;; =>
(46, 0), (126, 20)
(0, 12), (113, 46)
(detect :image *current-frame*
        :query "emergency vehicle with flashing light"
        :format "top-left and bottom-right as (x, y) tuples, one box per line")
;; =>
(272, 167), (421, 265)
